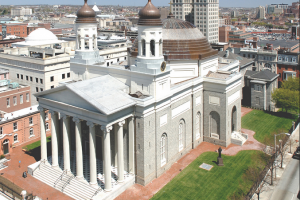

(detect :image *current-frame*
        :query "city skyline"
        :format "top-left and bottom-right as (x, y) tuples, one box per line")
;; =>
(0, 0), (296, 7)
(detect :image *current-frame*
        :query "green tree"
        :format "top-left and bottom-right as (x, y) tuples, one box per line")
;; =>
(272, 77), (300, 112)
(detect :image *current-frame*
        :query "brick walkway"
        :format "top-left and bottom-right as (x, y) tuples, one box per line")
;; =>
(241, 107), (253, 117)
(0, 138), (72, 200)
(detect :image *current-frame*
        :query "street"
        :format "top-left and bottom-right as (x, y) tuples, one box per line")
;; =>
(270, 158), (300, 200)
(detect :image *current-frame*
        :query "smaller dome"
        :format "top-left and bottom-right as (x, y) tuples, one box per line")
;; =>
(26, 28), (57, 42)
(76, 0), (97, 23)
(138, 0), (162, 26)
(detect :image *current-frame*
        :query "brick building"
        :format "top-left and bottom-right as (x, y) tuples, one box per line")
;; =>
(277, 49), (300, 86)
(0, 23), (28, 39)
(27, 23), (51, 35)
(0, 81), (31, 113)
(0, 105), (52, 156)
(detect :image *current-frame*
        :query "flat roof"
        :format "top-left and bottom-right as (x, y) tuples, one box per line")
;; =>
(258, 40), (299, 49)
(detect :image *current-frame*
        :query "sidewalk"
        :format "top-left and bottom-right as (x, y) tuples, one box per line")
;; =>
(251, 125), (300, 200)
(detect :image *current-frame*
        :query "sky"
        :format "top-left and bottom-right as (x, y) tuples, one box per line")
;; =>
(1, 0), (296, 7)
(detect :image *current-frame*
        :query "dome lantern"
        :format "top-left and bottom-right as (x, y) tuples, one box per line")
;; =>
(138, 0), (162, 26)
(76, 0), (97, 23)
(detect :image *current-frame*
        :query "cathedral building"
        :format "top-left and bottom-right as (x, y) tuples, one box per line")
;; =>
(28, 0), (245, 199)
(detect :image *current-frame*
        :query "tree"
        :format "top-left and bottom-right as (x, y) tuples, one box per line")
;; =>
(272, 77), (300, 113)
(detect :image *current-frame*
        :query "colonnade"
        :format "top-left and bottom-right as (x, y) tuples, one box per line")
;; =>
(38, 106), (135, 191)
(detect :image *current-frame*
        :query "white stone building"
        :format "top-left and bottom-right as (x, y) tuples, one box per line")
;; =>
(0, 28), (75, 105)
(11, 7), (32, 16)
(28, 1), (245, 199)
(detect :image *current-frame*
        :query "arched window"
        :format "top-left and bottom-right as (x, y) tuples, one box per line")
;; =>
(196, 112), (201, 139)
(30, 128), (34, 136)
(159, 39), (162, 56)
(179, 123), (183, 151)
(161, 134), (167, 166)
(141, 39), (145, 56)
(150, 40), (155, 56)
(210, 111), (220, 139)
(3, 139), (9, 154)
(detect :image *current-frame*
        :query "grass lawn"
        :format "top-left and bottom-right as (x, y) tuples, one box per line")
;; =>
(242, 110), (296, 144)
(151, 151), (265, 200)
(23, 136), (51, 151)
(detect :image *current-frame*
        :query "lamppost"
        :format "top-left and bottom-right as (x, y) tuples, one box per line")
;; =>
(274, 132), (290, 179)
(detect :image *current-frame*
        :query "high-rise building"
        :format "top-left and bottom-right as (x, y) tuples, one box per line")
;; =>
(256, 6), (265, 19)
(171, 0), (219, 43)
(11, 7), (32, 16)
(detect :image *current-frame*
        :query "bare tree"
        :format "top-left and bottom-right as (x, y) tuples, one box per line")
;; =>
(277, 139), (289, 168)
(287, 137), (296, 154)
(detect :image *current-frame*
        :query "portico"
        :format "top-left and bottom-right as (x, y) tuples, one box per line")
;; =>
(35, 75), (136, 193)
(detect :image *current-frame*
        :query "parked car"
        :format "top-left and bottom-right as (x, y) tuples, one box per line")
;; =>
(53, 44), (62, 49)
(32, 53), (41, 58)
(292, 146), (300, 160)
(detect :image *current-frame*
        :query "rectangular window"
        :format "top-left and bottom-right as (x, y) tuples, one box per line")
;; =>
(50, 76), (54, 82)
(17, 74), (19, 78)
(21, 74), (23, 79)
(7, 98), (10, 107)
(30, 77), (33, 82)
(36, 87), (38, 92)
(51, 85), (54, 89)
(62, 74), (65, 79)
(13, 96), (17, 106)
(67, 73), (70, 78)
(13, 122), (18, 131)
(26, 93), (29, 102)
(26, 76), (28, 81)
(29, 117), (33, 125)
(36, 78), (38, 83)
(20, 95), (23, 104)
(0, 127), (2, 135)
(40, 79), (43, 84)
(46, 123), (49, 130)
(14, 134), (18, 142)
(40, 88), (43, 92)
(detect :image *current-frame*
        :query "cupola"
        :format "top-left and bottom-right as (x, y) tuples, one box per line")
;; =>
(138, 0), (162, 26)
(76, 0), (97, 23)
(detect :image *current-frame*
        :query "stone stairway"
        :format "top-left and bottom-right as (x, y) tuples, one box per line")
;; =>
(231, 131), (248, 146)
(0, 158), (8, 171)
(33, 163), (99, 200)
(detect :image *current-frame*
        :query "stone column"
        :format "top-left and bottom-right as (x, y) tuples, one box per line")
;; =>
(101, 126), (113, 191)
(49, 110), (58, 168)
(155, 41), (159, 57)
(87, 121), (97, 187)
(94, 37), (97, 50)
(89, 38), (93, 50)
(114, 124), (118, 167)
(61, 113), (70, 172)
(128, 117), (135, 174)
(38, 106), (47, 161)
(138, 41), (142, 56)
(146, 42), (150, 57)
(117, 120), (125, 182)
(81, 39), (85, 50)
(74, 117), (83, 180)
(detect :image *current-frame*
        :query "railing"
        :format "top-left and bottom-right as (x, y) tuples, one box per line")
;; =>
(54, 170), (67, 187)
(91, 186), (103, 199)
(61, 174), (74, 192)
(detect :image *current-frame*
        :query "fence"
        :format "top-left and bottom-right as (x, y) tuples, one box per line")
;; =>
(244, 116), (299, 200)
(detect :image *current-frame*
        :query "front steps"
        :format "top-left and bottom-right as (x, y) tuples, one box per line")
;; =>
(231, 131), (248, 146)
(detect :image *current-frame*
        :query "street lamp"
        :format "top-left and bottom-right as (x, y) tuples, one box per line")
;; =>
(274, 132), (290, 178)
